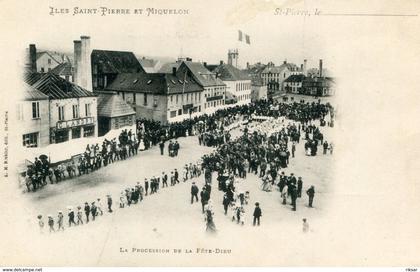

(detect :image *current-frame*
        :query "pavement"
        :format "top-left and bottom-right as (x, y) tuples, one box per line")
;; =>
(18, 116), (336, 266)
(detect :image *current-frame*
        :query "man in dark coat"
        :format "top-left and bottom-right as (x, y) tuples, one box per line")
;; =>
(253, 202), (262, 226)
(297, 177), (303, 198)
(159, 140), (165, 155)
(107, 195), (113, 212)
(222, 193), (230, 215)
(174, 169), (179, 183)
(91, 202), (97, 221)
(290, 184), (297, 211)
(200, 189), (209, 213)
(144, 178), (149, 196)
(191, 182), (199, 204)
(84, 202), (90, 223)
(306, 185), (315, 208)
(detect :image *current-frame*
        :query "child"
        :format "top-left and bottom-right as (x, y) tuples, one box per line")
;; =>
(57, 211), (64, 231)
(76, 206), (84, 225)
(47, 215), (55, 233)
(119, 191), (126, 208)
(37, 215), (44, 234)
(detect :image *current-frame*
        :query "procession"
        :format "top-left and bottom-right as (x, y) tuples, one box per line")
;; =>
(30, 97), (335, 235)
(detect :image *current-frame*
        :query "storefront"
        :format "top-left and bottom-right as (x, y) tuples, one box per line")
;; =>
(50, 117), (96, 144)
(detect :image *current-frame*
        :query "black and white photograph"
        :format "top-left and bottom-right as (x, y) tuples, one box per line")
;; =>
(0, 0), (419, 269)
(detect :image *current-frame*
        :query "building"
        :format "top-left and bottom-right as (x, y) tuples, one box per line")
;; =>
(211, 62), (252, 105)
(302, 76), (336, 96)
(27, 44), (72, 73)
(250, 77), (268, 102)
(283, 74), (305, 94)
(91, 49), (145, 90)
(17, 83), (50, 148)
(261, 60), (302, 94)
(96, 91), (136, 136)
(104, 68), (204, 124)
(50, 62), (74, 83)
(138, 57), (161, 73)
(243, 63), (267, 102)
(24, 72), (98, 144)
(178, 61), (227, 114)
(227, 49), (239, 68)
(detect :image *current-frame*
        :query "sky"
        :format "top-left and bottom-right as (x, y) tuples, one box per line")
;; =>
(11, 0), (342, 70)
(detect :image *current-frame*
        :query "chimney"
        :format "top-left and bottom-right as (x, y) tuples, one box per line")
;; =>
(172, 67), (177, 76)
(246, 62), (250, 69)
(319, 59), (323, 77)
(29, 44), (37, 72)
(73, 40), (82, 85)
(203, 62), (207, 67)
(303, 59), (307, 76)
(220, 60), (224, 65)
(300, 64), (303, 70)
(79, 36), (93, 91)
(283, 60), (287, 65)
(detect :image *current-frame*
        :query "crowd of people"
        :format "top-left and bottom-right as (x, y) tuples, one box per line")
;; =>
(34, 97), (334, 234)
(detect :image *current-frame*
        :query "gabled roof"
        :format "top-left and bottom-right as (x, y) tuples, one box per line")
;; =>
(262, 62), (299, 74)
(23, 82), (49, 101)
(36, 51), (67, 64)
(24, 72), (96, 99)
(284, 74), (306, 83)
(97, 92), (135, 118)
(50, 62), (73, 76)
(105, 72), (203, 95)
(212, 64), (251, 81)
(91, 49), (144, 74)
(157, 62), (180, 73)
(178, 62), (225, 87)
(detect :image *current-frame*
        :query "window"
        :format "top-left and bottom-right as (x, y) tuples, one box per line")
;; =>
(32, 102), (40, 119)
(133, 93), (136, 104)
(72, 127), (81, 139)
(170, 95), (173, 103)
(144, 94), (148, 105)
(122, 92), (125, 100)
(22, 132), (38, 148)
(72, 104), (79, 119)
(58, 106), (65, 121)
(176, 95), (179, 103)
(178, 109), (182, 115)
(85, 104), (91, 117)
(83, 125), (95, 137)
(170, 110), (177, 118)
(55, 129), (69, 143)
(198, 106), (201, 112)
(48, 59), (51, 64)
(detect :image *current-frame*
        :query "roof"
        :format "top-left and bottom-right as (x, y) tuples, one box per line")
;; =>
(179, 62), (226, 87)
(24, 72), (96, 99)
(284, 74), (306, 83)
(36, 51), (67, 64)
(139, 58), (159, 73)
(97, 92), (135, 118)
(91, 49), (144, 74)
(212, 64), (251, 81)
(157, 62), (180, 73)
(262, 62), (299, 74)
(105, 72), (203, 95)
(23, 82), (49, 101)
(50, 62), (73, 76)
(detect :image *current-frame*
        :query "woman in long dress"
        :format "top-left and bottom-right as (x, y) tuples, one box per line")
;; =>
(139, 138), (145, 151)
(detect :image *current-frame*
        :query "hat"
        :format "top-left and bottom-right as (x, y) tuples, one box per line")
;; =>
(255, 202), (259, 206)
(85, 202), (88, 205)
(58, 211), (62, 214)
(47, 214), (52, 218)
(77, 206), (81, 209)
(37, 215), (42, 219)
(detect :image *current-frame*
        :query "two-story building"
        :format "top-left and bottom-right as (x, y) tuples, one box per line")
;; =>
(261, 61), (302, 95)
(104, 68), (204, 124)
(177, 62), (226, 114)
(17, 83), (50, 148)
(283, 74), (306, 94)
(211, 63), (252, 105)
(24, 72), (98, 144)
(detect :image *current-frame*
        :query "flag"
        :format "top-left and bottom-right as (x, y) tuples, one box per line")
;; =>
(238, 30), (251, 45)
(245, 34), (250, 45)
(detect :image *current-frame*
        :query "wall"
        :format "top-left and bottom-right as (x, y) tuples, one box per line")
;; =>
(203, 85), (226, 114)
(17, 99), (50, 147)
(49, 96), (98, 140)
(36, 54), (60, 73)
(224, 80), (252, 105)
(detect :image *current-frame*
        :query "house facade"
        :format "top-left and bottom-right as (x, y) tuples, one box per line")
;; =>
(104, 69), (204, 124)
